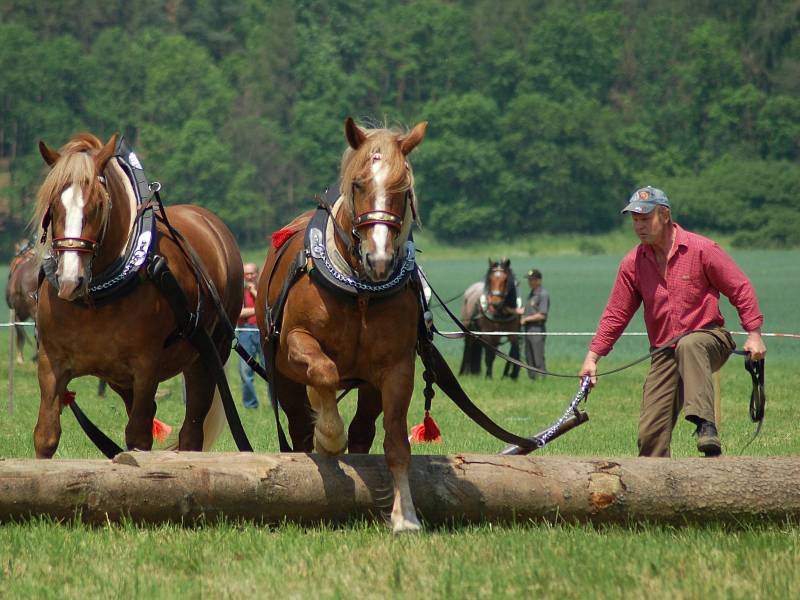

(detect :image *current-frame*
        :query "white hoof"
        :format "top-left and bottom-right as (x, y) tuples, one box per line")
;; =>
(391, 516), (422, 534)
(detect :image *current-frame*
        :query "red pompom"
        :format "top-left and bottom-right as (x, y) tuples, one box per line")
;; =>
(271, 228), (295, 250)
(61, 390), (76, 406)
(152, 418), (173, 442)
(409, 411), (442, 444)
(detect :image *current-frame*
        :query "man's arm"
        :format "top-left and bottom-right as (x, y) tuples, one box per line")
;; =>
(703, 243), (766, 360)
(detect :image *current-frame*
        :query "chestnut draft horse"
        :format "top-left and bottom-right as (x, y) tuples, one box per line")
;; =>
(459, 258), (521, 379)
(6, 244), (39, 363)
(257, 118), (427, 533)
(32, 133), (243, 458)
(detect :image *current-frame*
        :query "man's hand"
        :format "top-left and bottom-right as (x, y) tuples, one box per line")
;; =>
(579, 350), (600, 386)
(743, 329), (766, 361)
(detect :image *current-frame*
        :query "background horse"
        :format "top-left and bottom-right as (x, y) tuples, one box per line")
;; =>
(6, 243), (39, 363)
(32, 133), (243, 458)
(459, 258), (521, 379)
(257, 117), (427, 533)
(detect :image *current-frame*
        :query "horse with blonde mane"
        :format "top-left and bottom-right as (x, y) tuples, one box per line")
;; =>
(32, 132), (243, 457)
(257, 118), (427, 533)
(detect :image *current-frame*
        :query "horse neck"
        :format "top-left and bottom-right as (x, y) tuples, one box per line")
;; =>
(92, 177), (133, 273)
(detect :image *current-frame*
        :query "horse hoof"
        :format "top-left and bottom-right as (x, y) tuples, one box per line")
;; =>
(392, 518), (422, 534)
(313, 431), (348, 456)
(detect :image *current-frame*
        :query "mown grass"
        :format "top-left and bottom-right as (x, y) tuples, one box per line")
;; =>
(1, 242), (799, 599)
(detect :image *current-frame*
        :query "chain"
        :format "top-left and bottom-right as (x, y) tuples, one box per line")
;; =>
(315, 240), (416, 293)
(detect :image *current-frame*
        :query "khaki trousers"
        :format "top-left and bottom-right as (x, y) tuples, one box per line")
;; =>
(638, 327), (735, 457)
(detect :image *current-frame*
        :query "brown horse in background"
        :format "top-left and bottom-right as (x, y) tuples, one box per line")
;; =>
(32, 133), (243, 458)
(459, 258), (521, 379)
(6, 244), (39, 363)
(257, 117), (427, 533)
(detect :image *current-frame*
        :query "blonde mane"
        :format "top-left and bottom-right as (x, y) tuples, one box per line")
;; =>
(31, 133), (110, 246)
(339, 127), (419, 225)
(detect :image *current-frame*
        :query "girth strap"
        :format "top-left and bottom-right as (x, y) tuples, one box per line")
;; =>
(148, 254), (253, 452)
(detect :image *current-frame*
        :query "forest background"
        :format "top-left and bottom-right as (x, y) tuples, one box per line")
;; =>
(0, 0), (798, 257)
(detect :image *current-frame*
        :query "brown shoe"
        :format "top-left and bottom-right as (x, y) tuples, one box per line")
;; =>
(696, 421), (722, 456)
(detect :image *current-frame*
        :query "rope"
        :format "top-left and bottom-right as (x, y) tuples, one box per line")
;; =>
(2, 321), (798, 338)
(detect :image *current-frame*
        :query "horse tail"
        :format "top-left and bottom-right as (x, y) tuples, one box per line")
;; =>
(161, 379), (224, 451)
(202, 387), (225, 451)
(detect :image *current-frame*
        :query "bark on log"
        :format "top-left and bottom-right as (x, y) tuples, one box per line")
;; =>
(1, 452), (799, 527)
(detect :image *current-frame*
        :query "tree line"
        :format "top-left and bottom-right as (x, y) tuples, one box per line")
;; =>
(1, 0), (798, 252)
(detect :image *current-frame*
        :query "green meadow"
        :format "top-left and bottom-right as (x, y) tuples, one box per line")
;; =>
(1, 238), (799, 599)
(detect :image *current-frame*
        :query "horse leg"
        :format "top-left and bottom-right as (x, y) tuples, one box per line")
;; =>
(125, 375), (159, 451)
(348, 385), (382, 453)
(509, 336), (521, 380)
(459, 339), (473, 375)
(33, 348), (69, 458)
(307, 385), (348, 455)
(14, 325), (27, 364)
(275, 370), (314, 451)
(285, 330), (346, 455)
(178, 360), (216, 451)
(485, 342), (495, 378)
(381, 365), (421, 533)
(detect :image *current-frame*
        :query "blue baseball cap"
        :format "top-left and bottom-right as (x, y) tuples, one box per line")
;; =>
(621, 186), (671, 214)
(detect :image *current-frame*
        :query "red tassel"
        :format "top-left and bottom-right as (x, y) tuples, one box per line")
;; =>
(152, 418), (173, 442)
(409, 410), (442, 444)
(271, 228), (295, 250)
(61, 390), (76, 406)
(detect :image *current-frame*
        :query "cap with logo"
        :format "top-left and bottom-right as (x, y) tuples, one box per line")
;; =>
(621, 186), (670, 214)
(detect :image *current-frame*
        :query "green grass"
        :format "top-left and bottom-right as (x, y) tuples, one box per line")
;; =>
(1, 242), (799, 599)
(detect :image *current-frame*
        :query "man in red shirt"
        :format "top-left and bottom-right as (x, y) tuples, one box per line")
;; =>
(579, 186), (766, 457)
(238, 262), (262, 409)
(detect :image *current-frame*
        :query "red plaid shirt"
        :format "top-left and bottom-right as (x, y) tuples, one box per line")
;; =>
(590, 224), (763, 356)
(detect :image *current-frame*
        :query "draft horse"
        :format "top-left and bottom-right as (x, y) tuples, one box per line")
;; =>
(459, 258), (521, 379)
(256, 118), (428, 533)
(32, 133), (243, 458)
(6, 243), (39, 363)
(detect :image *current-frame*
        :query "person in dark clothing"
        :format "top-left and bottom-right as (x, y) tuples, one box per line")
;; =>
(520, 269), (549, 380)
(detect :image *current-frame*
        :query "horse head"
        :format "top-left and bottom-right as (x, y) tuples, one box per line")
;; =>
(339, 117), (427, 282)
(485, 257), (513, 312)
(35, 133), (118, 301)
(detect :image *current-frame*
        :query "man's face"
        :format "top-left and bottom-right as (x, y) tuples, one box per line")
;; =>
(244, 267), (258, 282)
(631, 209), (668, 244)
(528, 277), (540, 290)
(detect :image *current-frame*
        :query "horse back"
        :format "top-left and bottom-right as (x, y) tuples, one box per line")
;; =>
(6, 251), (39, 321)
(461, 281), (483, 323)
(157, 204), (244, 327)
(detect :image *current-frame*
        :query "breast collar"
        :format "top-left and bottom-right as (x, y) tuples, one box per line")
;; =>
(41, 136), (157, 304)
(304, 195), (417, 299)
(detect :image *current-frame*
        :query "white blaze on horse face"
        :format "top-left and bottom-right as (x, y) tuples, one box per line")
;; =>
(366, 157), (392, 277)
(59, 183), (85, 287)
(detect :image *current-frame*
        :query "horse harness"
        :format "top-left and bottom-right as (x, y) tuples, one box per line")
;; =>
(39, 137), (253, 457)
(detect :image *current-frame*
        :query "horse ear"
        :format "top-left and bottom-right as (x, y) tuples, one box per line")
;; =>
(345, 117), (367, 150)
(502, 258), (510, 268)
(94, 133), (119, 173)
(399, 121), (428, 155)
(39, 141), (60, 167)
(488, 257), (493, 266)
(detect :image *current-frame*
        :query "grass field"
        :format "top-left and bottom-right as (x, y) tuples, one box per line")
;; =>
(1, 240), (799, 599)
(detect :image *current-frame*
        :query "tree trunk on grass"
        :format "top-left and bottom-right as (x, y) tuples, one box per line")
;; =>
(1, 452), (798, 526)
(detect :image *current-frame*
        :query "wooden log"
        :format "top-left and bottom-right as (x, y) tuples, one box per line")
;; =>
(1, 452), (799, 526)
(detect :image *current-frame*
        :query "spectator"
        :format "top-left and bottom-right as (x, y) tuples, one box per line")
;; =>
(238, 262), (262, 409)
